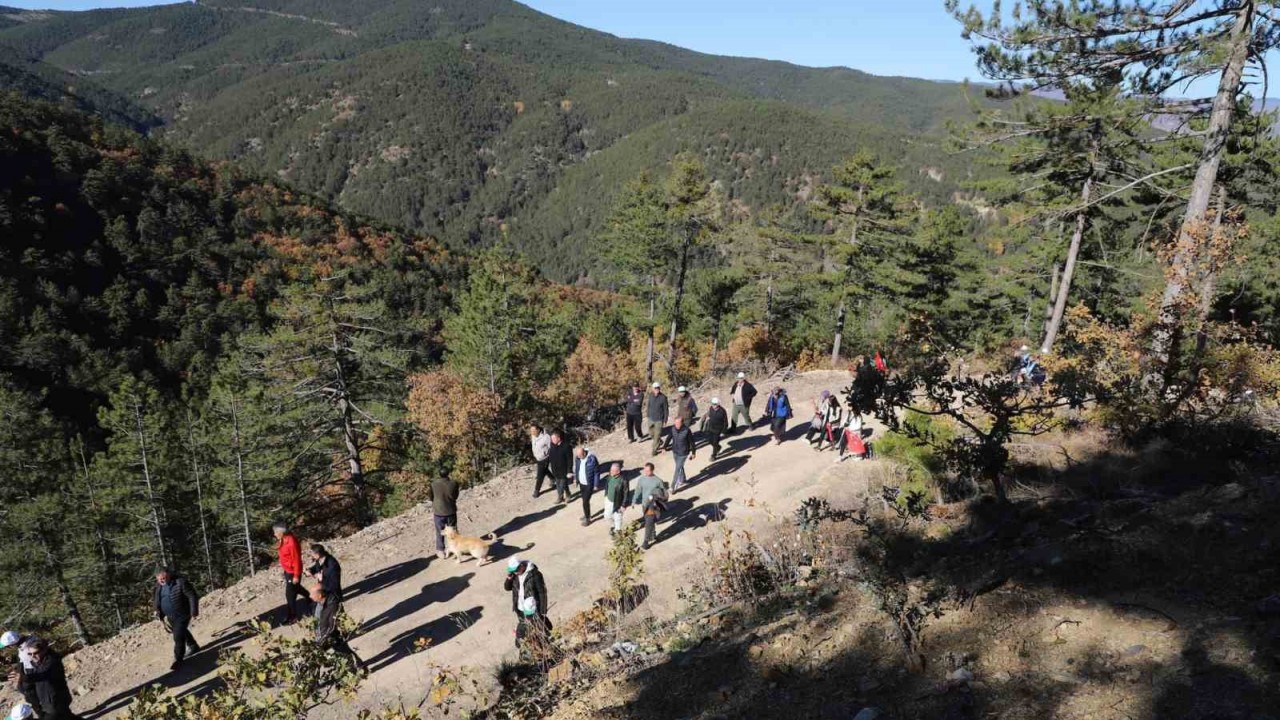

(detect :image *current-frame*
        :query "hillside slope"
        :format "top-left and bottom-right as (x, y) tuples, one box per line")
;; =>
(0, 0), (985, 280)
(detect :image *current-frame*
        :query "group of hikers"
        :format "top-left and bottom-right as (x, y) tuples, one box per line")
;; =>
(2, 362), (893, 718)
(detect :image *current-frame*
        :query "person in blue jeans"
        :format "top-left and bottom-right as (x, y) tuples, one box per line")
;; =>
(669, 416), (696, 492)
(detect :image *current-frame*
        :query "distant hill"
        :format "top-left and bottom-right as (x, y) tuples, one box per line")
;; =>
(0, 0), (988, 279)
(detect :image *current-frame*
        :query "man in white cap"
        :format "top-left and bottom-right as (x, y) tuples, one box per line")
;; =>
(674, 386), (697, 426)
(728, 372), (757, 432)
(700, 397), (729, 460)
(645, 383), (668, 456)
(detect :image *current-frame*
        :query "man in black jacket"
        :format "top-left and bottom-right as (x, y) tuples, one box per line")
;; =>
(669, 416), (696, 492)
(153, 568), (201, 671)
(729, 373), (757, 432)
(700, 397), (730, 459)
(546, 430), (574, 504)
(425, 473), (461, 559)
(503, 558), (550, 649)
(622, 384), (646, 442)
(9, 639), (83, 720)
(307, 544), (343, 603)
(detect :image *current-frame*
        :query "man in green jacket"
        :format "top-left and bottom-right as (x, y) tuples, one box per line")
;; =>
(426, 473), (460, 559)
(631, 463), (668, 550)
(602, 462), (630, 536)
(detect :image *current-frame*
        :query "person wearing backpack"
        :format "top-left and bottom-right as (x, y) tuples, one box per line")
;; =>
(764, 388), (793, 444)
(632, 463), (668, 549)
(152, 567), (201, 671)
(572, 446), (600, 526)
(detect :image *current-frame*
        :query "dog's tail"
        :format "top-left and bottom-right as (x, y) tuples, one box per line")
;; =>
(482, 532), (500, 541)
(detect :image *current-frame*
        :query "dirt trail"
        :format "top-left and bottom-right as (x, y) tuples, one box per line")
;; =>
(40, 371), (882, 718)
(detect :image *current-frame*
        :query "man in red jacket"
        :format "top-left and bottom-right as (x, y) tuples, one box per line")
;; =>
(273, 522), (307, 624)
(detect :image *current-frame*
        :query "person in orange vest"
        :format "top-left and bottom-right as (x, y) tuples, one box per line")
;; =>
(273, 522), (307, 625)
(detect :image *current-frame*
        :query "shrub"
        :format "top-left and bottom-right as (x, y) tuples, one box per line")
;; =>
(541, 338), (637, 423)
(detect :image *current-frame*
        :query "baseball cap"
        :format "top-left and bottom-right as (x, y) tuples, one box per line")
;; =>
(0, 631), (18, 649)
(652, 382), (660, 388)
(9, 703), (34, 720)
(507, 557), (522, 573)
(677, 385), (688, 392)
(737, 372), (745, 379)
(710, 398), (720, 405)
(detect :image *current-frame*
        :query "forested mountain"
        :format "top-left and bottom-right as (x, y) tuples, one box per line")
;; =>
(0, 0), (986, 279)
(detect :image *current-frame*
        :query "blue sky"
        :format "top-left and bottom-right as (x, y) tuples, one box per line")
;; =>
(2, 0), (987, 82)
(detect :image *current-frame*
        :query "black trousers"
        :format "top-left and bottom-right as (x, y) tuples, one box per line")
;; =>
(534, 459), (552, 496)
(705, 430), (723, 456)
(579, 483), (594, 521)
(625, 413), (644, 441)
(170, 617), (199, 663)
(283, 574), (309, 620)
(433, 513), (458, 552)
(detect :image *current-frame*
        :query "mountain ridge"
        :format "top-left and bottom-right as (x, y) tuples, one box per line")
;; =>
(0, 0), (988, 279)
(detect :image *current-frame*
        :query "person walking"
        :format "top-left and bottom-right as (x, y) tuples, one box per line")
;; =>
(152, 568), (200, 671)
(529, 425), (552, 498)
(728, 373), (757, 432)
(274, 523), (308, 625)
(764, 388), (793, 445)
(572, 446), (599, 526)
(546, 430), (574, 504)
(632, 463), (668, 550)
(311, 585), (364, 672)
(622, 384), (646, 443)
(504, 558), (550, 648)
(602, 462), (630, 536)
(674, 386), (698, 426)
(669, 416), (696, 492)
(700, 398), (729, 459)
(646, 383), (669, 456)
(7, 639), (82, 720)
(425, 473), (460, 559)
(307, 544), (343, 602)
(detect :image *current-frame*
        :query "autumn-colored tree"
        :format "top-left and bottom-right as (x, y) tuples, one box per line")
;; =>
(406, 370), (506, 478)
(541, 338), (638, 425)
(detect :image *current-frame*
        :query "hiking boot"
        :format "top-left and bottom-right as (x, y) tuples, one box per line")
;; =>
(186, 642), (201, 655)
(580, 517), (590, 527)
(170, 661), (182, 672)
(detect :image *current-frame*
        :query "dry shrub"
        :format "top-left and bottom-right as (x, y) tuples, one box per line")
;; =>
(541, 338), (637, 418)
(405, 370), (504, 476)
(795, 347), (829, 371)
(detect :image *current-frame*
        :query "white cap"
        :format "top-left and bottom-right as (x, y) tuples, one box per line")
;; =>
(507, 557), (522, 573)
(652, 382), (660, 388)
(1020, 345), (1029, 352)
(0, 631), (18, 648)
(737, 372), (745, 379)
(711, 398), (720, 405)
(9, 703), (34, 720)
(678, 386), (688, 392)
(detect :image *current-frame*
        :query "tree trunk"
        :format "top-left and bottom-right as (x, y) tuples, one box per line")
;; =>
(38, 531), (91, 647)
(326, 300), (368, 515)
(1152, 1), (1253, 370)
(229, 396), (257, 574)
(1194, 186), (1227, 355)
(645, 283), (656, 385)
(1042, 263), (1061, 339)
(831, 301), (846, 367)
(710, 321), (721, 371)
(132, 396), (169, 569)
(765, 273), (775, 336)
(186, 411), (216, 582)
(76, 440), (124, 629)
(666, 229), (693, 383)
(1041, 177), (1093, 353)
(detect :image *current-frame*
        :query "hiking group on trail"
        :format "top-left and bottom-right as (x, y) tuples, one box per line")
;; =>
(2, 360), (891, 719)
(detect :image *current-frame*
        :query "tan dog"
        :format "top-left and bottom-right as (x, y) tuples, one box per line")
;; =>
(441, 525), (497, 565)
